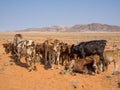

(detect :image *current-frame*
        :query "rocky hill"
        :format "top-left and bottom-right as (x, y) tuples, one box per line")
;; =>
(17, 23), (120, 32)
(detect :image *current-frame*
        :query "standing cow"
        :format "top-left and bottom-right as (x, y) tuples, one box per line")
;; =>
(103, 47), (120, 75)
(12, 34), (24, 56)
(16, 40), (37, 71)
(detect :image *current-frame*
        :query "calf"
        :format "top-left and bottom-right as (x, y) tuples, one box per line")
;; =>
(65, 55), (101, 75)
(44, 39), (61, 69)
(35, 43), (45, 63)
(44, 39), (55, 66)
(103, 48), (120, 75)
(60, 42), (71, 65)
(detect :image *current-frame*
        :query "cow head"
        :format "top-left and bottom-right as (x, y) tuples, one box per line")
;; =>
(26, 40), (35, 48)
(59, 42), (67, 52)
(3, 43), (13, 54)
(52, 39), (61, 52)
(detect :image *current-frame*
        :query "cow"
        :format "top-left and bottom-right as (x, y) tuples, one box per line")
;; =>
(52, 39), (61, 69)
(16, 40), (37, 71)
(35, 43), (45, 64)
(3, 34), (23, 55)
(103, 47), (120, 75)
(44, 39), (61, 69)
(64, 55), (101, 75)
(44, 39), (55, 66)
(60, 42), (72, 65)
(70, 40), (107, 71)
(11, 34), (24, 56)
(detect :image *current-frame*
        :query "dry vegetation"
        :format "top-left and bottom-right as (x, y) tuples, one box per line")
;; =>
(0, 32), (120, 90)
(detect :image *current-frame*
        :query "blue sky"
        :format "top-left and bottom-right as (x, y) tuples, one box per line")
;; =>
(0, 0), (120, 31)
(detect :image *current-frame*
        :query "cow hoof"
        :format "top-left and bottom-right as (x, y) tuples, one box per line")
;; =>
(33, 66), (37, 71)
(71, 72), (76, 76)
(28, 69), (32, 72)
(91, 72), (95, 76)
(97, 71), (101, 74)
(28, 67), (32, 72)
(51, 67), (54, 70)
(57, 67), (60, 69)
(112, 71), (120, 75)
(59, 69), (66, 75)
(33, 68), (37, 71)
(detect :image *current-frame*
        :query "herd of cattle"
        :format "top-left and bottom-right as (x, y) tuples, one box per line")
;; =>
(3, 34), (120, 75)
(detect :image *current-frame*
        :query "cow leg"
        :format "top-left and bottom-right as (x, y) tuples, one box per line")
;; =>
(29, 60), (33, 71)
(44, 51), (48, 65)
(61, 54), (64, 66)
(17, 54), (21, 63)
(48, 53), (54, 69)
(57, 53), (60, 69)
(112, 61), (119, 75)
(26, 57), (32, 71)
(83, 66), (89, 74)
(99, 54), (107, 72)
(93, 62), (98, 74)
(62, 54), (66, 66)
(33, 59), (37, 71)
(52, 55), (56, 70)
(63, 54), (68, 66)
(114, 62), (118, 72)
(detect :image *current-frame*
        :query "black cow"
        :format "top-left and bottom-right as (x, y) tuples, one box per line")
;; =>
(70, 40), (107, 71)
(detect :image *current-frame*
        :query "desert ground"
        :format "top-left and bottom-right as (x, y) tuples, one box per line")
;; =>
(0, 32), (120, 90)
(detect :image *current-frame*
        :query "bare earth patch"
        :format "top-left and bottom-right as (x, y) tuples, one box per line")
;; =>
(0, 32), (120, 90)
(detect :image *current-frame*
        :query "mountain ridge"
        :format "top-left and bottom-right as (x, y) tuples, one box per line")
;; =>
(16, 23), (120, 32)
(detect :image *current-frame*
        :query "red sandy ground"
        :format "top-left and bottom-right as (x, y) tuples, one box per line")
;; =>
(0, 40), (120, 90)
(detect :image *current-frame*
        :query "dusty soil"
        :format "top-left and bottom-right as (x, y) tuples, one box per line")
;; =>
(0, 32), (120, 90)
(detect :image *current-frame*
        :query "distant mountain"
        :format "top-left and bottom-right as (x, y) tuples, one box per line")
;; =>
(17, 23), (120, 32)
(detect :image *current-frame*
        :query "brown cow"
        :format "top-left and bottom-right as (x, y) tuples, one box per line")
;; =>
(60, 42), (72, 65)
(44, 39), (61, 69)
(35, 43), (45, 64)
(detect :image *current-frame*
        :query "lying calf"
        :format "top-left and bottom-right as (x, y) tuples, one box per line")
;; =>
(64, 55), (101, 75)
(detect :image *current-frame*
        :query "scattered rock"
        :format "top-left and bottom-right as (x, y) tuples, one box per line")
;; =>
(106, 75), (112, 78)
(3, 60), (15, 66)
(3, 60), (10, 66)
(10, 62), (14, 66)
(81, 85), (84, 88)
(0, 66), (5, 72)
(71, 80), (78, 89)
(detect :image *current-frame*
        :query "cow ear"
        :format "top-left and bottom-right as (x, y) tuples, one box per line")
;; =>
(72, 44), (75, 47)
(51, 42), (54, 45)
